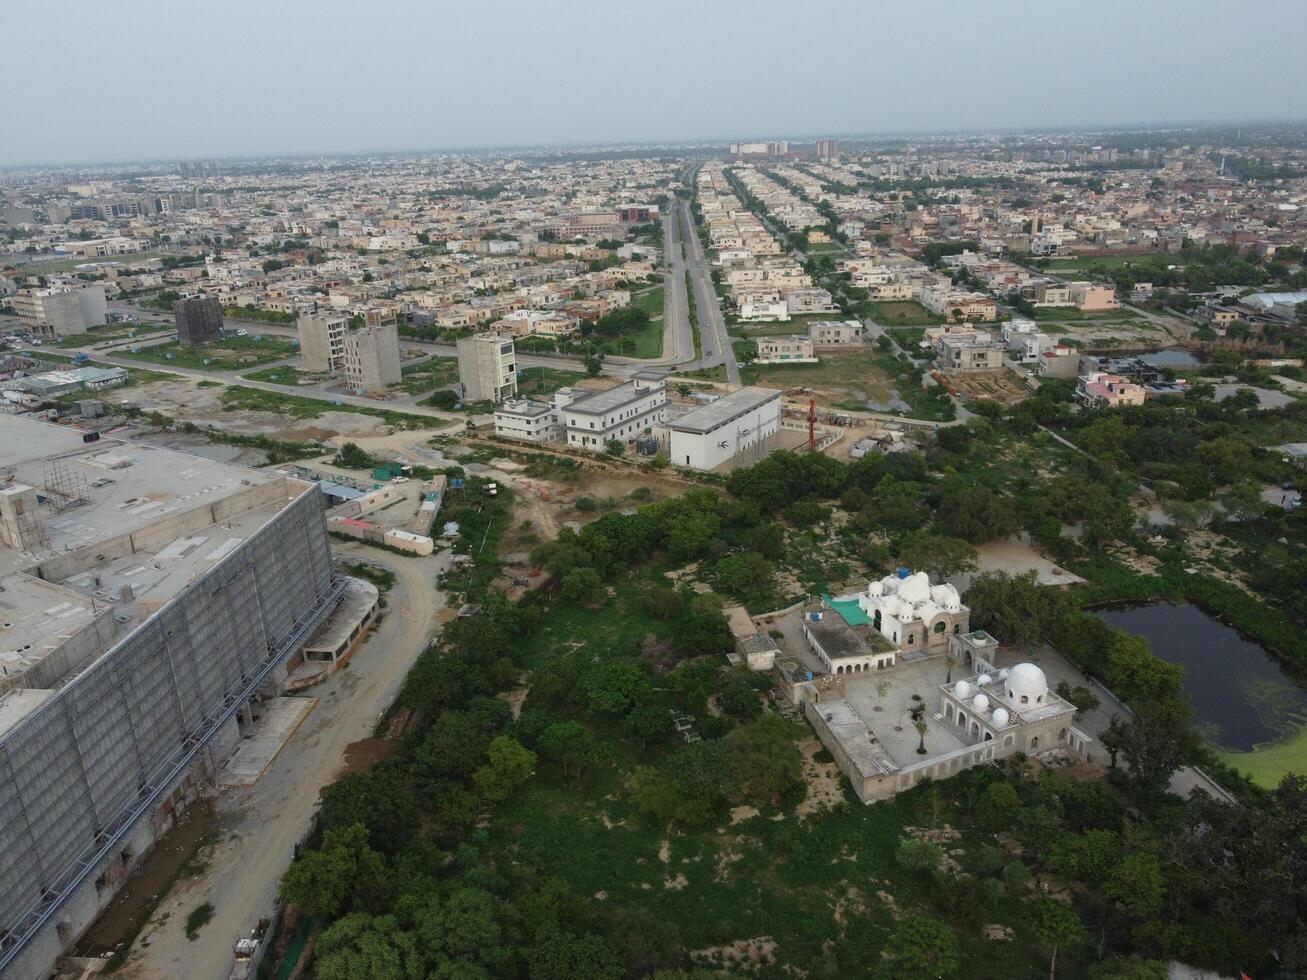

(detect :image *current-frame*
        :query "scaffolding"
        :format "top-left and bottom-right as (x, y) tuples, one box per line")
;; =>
(41, 458), (90, 515)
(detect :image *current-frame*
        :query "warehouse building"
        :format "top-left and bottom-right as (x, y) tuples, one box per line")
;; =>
(668, 386), (782, 471)
(0, 418), (345, 979)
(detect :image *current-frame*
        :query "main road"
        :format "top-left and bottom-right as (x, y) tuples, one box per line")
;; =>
(676, 196), (741, 384)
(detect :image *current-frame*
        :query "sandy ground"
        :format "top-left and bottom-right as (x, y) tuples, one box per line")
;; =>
(949, 536), (1086, 592)
(114, 543), (450, 980)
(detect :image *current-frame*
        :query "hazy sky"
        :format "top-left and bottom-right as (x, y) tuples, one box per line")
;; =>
(7, 0), (1306, 166)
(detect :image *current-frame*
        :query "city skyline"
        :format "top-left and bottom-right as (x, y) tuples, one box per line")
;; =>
(6, 0), (1306, 166)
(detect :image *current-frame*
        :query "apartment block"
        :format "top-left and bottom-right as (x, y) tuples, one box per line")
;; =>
(456, 332), (518, 403)
(297, 312), (349, 372)
(14, 284), (107, 337)
(172, 295), (224, 346)
(342, 323), (402, 394)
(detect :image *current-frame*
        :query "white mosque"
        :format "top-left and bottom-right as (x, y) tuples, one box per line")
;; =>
(857, 569), (970, 655)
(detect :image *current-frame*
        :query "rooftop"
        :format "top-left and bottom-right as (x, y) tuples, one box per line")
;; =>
(668, 386), (781, 434)
(563, 378), (661, 417)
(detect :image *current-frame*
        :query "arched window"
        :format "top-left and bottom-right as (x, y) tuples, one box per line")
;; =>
(933, 621), (946, 634)
(1030, 736), (1040, 750)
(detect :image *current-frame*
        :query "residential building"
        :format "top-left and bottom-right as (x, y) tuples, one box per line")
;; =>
(807, 319), (862, 345)
(456, 333), (517, 403)
(1076, 371), (1147, 407)
(755, 336), (817, 364)
(342, 322), (401, 394)
(1068, 281), (1120, 311)
(562, 371), (667, 450)
(927, 325), (1004, 372)
(668, 386), (782, 471)
(297, 312), (349, 372)
(172, 295), (224, 346)
(13, 284), (107, 338)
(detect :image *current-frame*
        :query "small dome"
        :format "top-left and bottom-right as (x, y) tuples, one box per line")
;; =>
(997, 668), (1010, 680)
(972, 694), (990, 713)
(1005, 663), (1049, 703)
(977, 673), (992, 687)
(868, 580), (884, 597)
(897, 572), (931, 604)
(953, 680), (973, 699)
(991, 707), (1010, 726)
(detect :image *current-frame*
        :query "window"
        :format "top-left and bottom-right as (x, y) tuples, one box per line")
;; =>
(933, 621), (946, 634)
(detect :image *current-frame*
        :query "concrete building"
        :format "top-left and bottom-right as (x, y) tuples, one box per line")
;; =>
(0, 417), (345, 980)
(494, 397), (563, 444)
(456, 333), (518, 403)
(807, 319), (862, 346)
(172, 295), (224, 346)
(1068, 281), (1120, 311)
(668, 386), (782, 471)
(1076, 371), (1147, 407)
(755, 336), (817, 364)
(928, 326), (1004, 373)
(13, 285), (107, 338)
(561, 371), (667, 451)
(341, 322), (401, 394)
(297, 312), (349, 373)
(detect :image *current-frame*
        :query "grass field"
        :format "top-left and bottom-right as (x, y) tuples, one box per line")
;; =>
(516, 366), (586, 397)
(1040, 254), (1153, 273)
(49, 322), (169, 349)
(1030, 306), (1141, 322)
(9, 250), (174, 274)
(1217, 723), (1307, 789)
(241, 366), (321, 385)
(867, 300), (945, 326)
(119, 335), (300, 371)
(631, 285), (664, 318)
(597, 318), (664, 359)
(394, 357), (459, 394)
(804, 241), (845, 254)
(219, 385), (446, 427)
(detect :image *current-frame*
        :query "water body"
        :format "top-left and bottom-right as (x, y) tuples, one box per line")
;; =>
(1138, 350), (1201, 367)
(1097, 603), (1307, 753)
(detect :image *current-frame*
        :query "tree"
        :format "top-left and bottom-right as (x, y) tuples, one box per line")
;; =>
(472, 736), (536, 802)
(580, 660), (651, 715)
(538, 721), (602, 780)
(1033, 900), (1085, 979)
(585, 352), (603, 376)
(898, 531), (978, 581)
(895, 837), (943, 874)
(280, 823), (389, 919)
(964, 571), (1073, 649)
(527, 921), (625, 980)
(604, 438), (625, 457)
(560, 567), (606, 607)
(714, 551), (774, 601)
(873, 914), (961, 980)
(1104, 851), (1164, 920)
(333, 442), (374, 469)
(1118, 697), (1200, 796)
(724, 714), (804, 804)
(1054, 681), (1101, 720)
(314, 914), (418, 980)
(976, 781), (1020, 833)
(913, 717), (929, 755)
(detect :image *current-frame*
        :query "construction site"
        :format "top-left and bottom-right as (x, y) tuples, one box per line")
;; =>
(0, 416), (350, 980)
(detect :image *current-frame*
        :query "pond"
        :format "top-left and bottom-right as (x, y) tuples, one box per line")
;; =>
(1097, 604), (1307, 781)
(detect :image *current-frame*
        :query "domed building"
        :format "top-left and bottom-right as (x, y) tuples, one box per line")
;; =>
(856, 569), (969, 655)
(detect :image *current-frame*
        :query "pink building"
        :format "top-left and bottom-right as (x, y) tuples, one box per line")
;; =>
(1076, 372), (1145, 407)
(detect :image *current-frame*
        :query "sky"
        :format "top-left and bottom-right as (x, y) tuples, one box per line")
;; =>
(6, 0), (1307, 167)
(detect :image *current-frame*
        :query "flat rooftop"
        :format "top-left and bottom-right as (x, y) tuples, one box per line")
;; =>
(668, 386), (781, 434)
(564, 379), (660, 416)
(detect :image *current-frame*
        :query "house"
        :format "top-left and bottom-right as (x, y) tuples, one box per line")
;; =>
(1068, 282), (1119, 311)
(926, 325), (1004, 373)
(1076, 372), (1146, 407)
(807, 319), (862, 346)
(755, 336), (817, 364)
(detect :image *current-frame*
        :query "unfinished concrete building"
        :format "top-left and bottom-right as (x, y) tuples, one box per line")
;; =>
(0, 417), (345, 979)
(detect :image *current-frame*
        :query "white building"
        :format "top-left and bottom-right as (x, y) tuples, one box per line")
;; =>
(668, 386), (782, 471)
(857, 570), (969, 655)
(562, 371), (667, 451)
(494, 397), (564, 444)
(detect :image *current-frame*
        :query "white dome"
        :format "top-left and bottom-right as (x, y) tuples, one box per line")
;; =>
(953, 681), (973, 699)
(897, 572), (931, 604)
(1005, 663), (1049, 703)
(977, 673), (992, 687)
(971, 694), (990, 713)
(868, 580), (884, 597)
(991, 708), (1010, 726)
(997, 668), (1010, 680)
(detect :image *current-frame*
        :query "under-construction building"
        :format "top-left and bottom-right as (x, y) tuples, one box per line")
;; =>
(0, 417), (344, 979)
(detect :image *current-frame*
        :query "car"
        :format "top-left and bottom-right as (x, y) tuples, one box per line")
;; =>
(391, 476), (409, 484)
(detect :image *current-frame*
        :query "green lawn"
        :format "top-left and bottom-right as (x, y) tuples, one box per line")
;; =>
(1030, 306), (1141, 322)
(1040, 254), (1152, 273)
(804, 241), (845, 254)
(219, 386), (447, 427)
(49, 322), (169, 349)
(118, 335), (300, 371)
(516, 366), (586, 398)
(596, 318), (664, 359)
(631, 285), (665, 318)
(10, 250), (175, 274)
(867, 301), (945, 326)
(241, 366), (322, 385)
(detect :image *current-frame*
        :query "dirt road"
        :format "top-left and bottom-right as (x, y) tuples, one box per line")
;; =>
(115, 543), (448, 980)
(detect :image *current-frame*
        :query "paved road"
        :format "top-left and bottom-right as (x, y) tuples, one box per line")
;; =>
(118, 544), (451, 980)
(678, 198), (741, 384)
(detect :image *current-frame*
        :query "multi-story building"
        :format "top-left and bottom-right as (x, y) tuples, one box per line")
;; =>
(456, 333), (518, 403)
(493, 394), (570, 444)
(13, 284), (107, 338)
(297, 312), (349, 372)
(0, 417), (345, 980)
(927, 325), (1004, 372)
(1076, 371), (1147, 407)
(755, 336), (817, 364)
(341, 322), (402, 394)
(807, 319), (863, 345)
(172, 295), (224, 346)
(1068, 281), (1120, 311)
(561, 371), (667, 450)
(668, 386), (782, 471)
